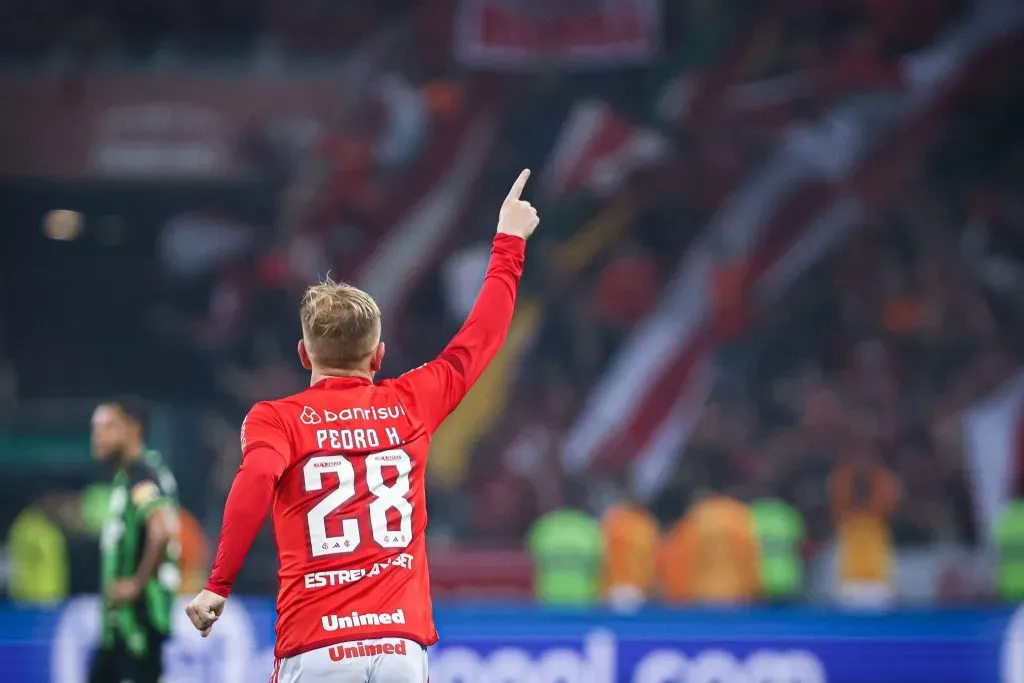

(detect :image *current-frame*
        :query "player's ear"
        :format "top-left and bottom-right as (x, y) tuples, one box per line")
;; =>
(370, 342), (385, 373)
(297, 339), (313, 370)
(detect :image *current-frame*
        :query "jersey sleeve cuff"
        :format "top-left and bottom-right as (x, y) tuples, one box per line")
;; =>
(493, 232), (527, 255)
(204, 580), (232, 598)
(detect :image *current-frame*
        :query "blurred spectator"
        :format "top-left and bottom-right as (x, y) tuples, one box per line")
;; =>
(471, 446), (540, 543)
(994, 500), (1024, 601)
(6, 496), (70, 606)
(660, 487), (761, 605)
(526, 482), (603, 606)
(829, 446), (899, 609)
(440, 243), (490, 321)
(374, 73), (430, 172)
(158, 211), (255, 281)
(600, 483), (660, 611)
(750, 494), (805, 602)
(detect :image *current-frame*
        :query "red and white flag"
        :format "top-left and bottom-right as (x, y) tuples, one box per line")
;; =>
(454, 0), (661, 71)
(562, 6), (1023, 501)
(543, 100), (668, 198)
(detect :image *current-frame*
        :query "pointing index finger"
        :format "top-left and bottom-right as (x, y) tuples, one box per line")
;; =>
(505, 169), (531, 203)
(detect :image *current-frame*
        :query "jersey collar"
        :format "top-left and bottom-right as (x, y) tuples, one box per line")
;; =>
(312, 376), (374, 389)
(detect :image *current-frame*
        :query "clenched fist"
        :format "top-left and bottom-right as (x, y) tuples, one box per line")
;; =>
(185, 589), (226, 638)
(497, 169), (540, 240)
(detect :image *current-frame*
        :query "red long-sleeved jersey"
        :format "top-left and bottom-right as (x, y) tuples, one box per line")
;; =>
(206, 234), (526, 659)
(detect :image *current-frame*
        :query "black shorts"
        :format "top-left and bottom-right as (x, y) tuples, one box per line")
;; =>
(88, 629), (166, 683)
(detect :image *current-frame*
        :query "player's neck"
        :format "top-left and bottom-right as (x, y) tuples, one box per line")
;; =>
(115, 442), (144, 470)
(310, 366), (375, 386)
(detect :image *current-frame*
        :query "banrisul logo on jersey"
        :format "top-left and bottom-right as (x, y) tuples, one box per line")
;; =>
(429, 630), (827, 683)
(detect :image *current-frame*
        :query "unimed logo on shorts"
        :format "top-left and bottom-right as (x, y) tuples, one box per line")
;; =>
(329, 641), (408, 661)
(321, 609), (407, 632)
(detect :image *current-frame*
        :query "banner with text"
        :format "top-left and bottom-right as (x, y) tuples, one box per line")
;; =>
(1, 598), (1019, 683)
(454, 0), (662, 71)
(0, 74), (341, 181)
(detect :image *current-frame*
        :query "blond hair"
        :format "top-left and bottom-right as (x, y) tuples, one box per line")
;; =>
(300, 277), (381, 369)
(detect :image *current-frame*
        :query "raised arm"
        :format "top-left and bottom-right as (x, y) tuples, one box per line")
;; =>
(393, 170), (540, 431)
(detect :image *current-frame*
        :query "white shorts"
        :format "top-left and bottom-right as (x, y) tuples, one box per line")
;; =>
(273, 638), (428, 683)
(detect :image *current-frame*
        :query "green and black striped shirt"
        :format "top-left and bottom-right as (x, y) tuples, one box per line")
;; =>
(99, 449), (180, 653)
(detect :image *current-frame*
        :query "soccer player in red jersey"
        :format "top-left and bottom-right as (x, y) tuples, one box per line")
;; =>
(185, 170), (539, 683)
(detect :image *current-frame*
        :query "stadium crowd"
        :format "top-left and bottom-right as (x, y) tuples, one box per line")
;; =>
(3, 0), (1024, 610)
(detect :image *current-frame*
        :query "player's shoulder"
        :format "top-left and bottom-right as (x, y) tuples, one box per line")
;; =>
(377, 367), (428, 409)
(126, 453), (161, 482)
(124, 458), (170, 507)
(379, 362), (429, 387)
(244, 390), (315, 426)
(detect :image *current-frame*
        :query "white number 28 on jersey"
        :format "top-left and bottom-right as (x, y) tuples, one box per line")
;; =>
(303, 449), (413, 557)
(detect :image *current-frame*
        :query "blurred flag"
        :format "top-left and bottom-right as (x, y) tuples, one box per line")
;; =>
(543, 100), (668, 199)
(455, 0), (661, 71)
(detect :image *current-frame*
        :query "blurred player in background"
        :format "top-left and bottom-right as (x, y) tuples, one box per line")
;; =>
(89, 396), (181, 683)
(186, 170), (539, 683)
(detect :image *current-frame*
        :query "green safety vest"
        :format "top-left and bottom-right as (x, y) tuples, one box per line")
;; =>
(996, 501), (1024, 600)
(527, 509), (603, 605)
(750, 498), (804, 598)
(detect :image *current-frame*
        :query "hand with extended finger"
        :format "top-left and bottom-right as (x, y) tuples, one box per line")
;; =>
(497, 169), (540, 240)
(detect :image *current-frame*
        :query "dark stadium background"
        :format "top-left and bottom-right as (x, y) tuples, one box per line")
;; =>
(1, 0), (1024, 681)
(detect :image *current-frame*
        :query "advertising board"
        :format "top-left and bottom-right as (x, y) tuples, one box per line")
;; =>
(0, 599), (1017, 682)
